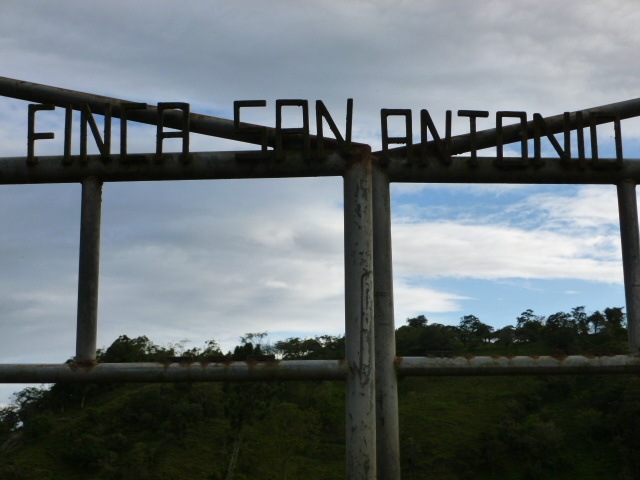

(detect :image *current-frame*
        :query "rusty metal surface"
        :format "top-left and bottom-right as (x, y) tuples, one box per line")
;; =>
(396, 355), (640, 376)
(0, 76), (346, 151)
(0, 360), (348, 383)
(344, 147), (376, 480)
(617, 180), (640, 353)
(380, 96), (640, 158)
(382, 156), (640, 184)
(4, 355), (640, 383)
(372, 166), (401, 480)
(0, 151), (347, 184)
(6, 153), (640, 185)
(156, 102), (190, 161)
(75, 177), (102, 363)
(7, 77), (640, 480)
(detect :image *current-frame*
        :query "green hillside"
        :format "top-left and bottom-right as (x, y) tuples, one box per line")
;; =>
(1, 307), (639, 479)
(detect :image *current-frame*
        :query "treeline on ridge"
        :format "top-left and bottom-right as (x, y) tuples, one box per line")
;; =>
(0, 304), (636, 480)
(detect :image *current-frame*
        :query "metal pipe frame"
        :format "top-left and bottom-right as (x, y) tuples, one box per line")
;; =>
(0, 360), (347, 383)
(381, 156), (640, 184)
(397, 355), (640, 376)
(617, 179), (640, 353)
(344, 146), (376, 480)
(0, 151), (346, 184)
(75, 177), (102, 363)
(4, 79), (640, 479)
(5, 154), (640, 185)
(2, 355), (640, 384)
(373, 166), (400, 480)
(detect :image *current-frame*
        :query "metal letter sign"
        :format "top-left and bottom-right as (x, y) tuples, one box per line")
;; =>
(3, 76), (640, 479)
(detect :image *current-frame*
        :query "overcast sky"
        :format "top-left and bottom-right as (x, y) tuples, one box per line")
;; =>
(1, 0), (639, 404)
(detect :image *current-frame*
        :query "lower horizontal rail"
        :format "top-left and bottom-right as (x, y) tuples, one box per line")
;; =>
(2, 355), (640, 383)
(0, 360), (348, 383)
(397, 355), (640, 376)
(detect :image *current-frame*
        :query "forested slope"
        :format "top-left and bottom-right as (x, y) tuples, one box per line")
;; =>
(1, 306), (639, 480)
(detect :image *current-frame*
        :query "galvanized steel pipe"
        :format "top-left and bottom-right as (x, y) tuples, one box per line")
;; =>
(0, 151), (347, 184)
(383, 156), (640, 185)
(0, 360), (347, 383)
(617, 179), (640, 353)
(6, 154), (640, 185)
(3, 356), (640, 384)
(372, 166), (401, 480)
(396, 355), (640, 376)
(75, 177), (102, 362)
(344, 148), (376, 480)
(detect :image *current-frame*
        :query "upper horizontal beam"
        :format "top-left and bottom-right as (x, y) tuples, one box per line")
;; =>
(378, 96), (640, 157)
(1, 152), (640, 185)
(383, 156), (640, 184)
(0, 151), (346, 184)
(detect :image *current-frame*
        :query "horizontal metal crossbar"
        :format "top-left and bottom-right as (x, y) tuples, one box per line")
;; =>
(384, 156), (640, 184)
(0, 151), (346, 183)
(396, 355), (640, 376)
(1, 153), (638, 185)
(0, 360), (347, 383)
(2, 355), (640, 383)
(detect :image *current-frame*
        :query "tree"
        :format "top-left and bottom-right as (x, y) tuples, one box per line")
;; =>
(545, 312), (575, 331)
(495, 325), (516, 348)
(182, 339), (223, 360)
(544, 312), (579, 352)
(613, 378), (640, 479)
(275, 335), (344, 360)
(406, 315), (428, 328)
(10, 387), (48, 424)
(255, 403), (321, 479)
(515, 310), (545, 343)
(0, 405), (19, 436)
(98, 335), (160, 363)
(418, 324), (461, 353)
(572, 306), (590, 336)
(224, 335), (278, 480)
(588, 311), (606, 334)
(395, 325), (422, 356)
(604, 307), (626, 335)
(457, 315), (494, 347)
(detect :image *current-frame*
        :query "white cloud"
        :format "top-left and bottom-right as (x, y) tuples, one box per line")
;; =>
(515, 185), (621, 230)
(393, 219), (622, 282)
(393, 282), (470, 320)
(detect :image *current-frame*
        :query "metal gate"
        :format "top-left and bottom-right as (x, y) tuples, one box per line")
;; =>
(2, 77), (640, 479)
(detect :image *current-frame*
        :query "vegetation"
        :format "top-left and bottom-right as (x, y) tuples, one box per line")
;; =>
(0, 305), (638, 479)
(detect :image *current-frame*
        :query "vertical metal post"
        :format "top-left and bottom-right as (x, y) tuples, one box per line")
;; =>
(373, 166), (401, 480)
(76, 176), (103, 363)
(344, 148), (376, 480)
(617, 179), (640, 353)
